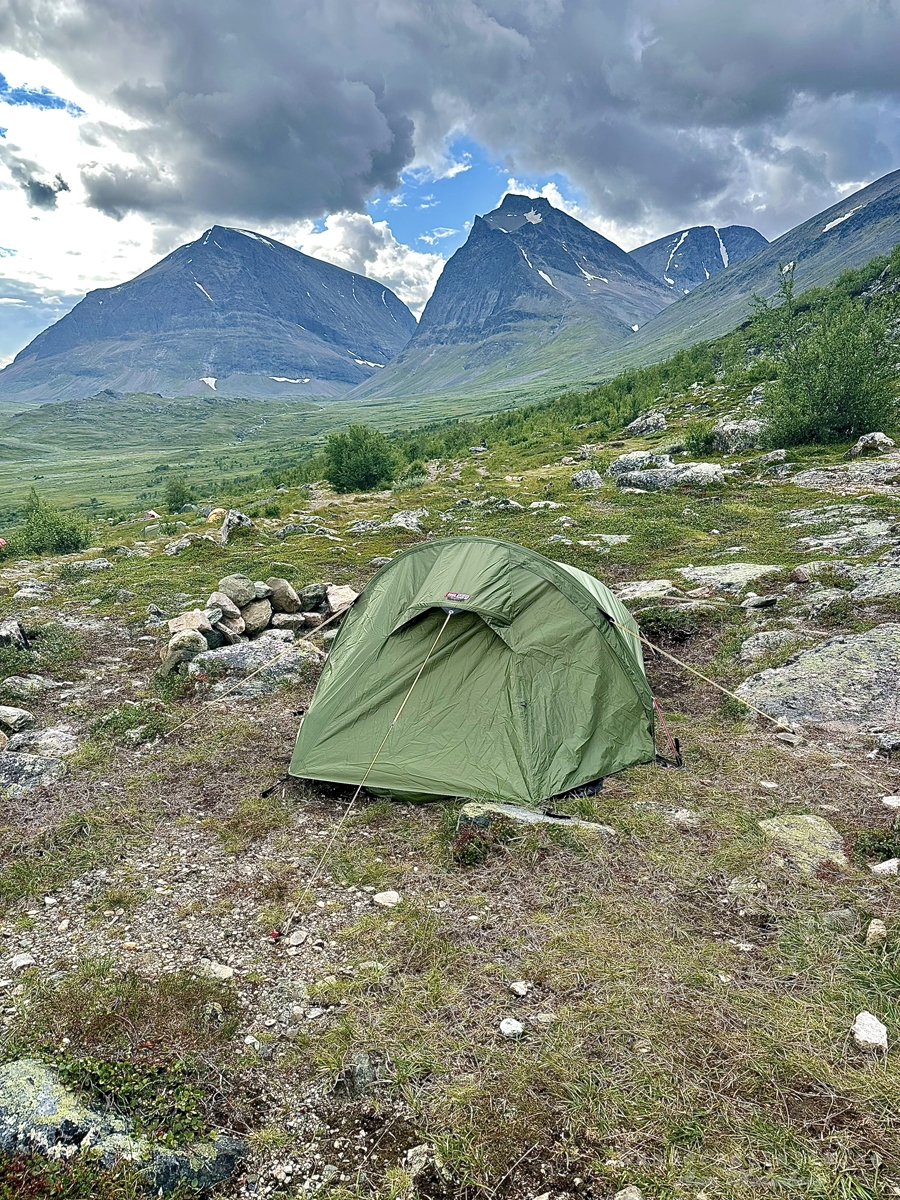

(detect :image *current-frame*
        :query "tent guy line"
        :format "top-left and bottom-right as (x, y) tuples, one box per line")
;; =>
(275, 608), (454, 943)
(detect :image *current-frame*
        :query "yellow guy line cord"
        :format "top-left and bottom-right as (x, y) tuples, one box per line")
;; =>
(610, 616), (899, 795)
(278, 609), (454, 938)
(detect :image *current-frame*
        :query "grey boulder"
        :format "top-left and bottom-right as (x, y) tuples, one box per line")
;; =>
(1, 675), (57, 700)
(7, 727), (80, 757)
(624, 411), (667, 435)
(713, 417), (765, 453)
(678, 562), (782, 594)
(188, 632), (320, 697)
(616, 461), (726, 490)
(0, 752), (64, 797)
(736, 623), (900, 732)
(0, 706), (36, 733)
(216, 573), (256, 608)
(570, 469), (604, 490)
(608, 451), (674, 476)
(0, 619), (29, 652)
(0, 1058), (244, 1194)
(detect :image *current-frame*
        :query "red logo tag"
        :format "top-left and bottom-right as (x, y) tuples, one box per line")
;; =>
(445, 591), (471, 601)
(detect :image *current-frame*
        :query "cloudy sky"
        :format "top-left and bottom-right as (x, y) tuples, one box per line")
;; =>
(2, 0), (900, 363)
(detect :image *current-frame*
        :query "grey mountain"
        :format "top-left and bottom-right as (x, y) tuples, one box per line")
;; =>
(352, 194), (674, 400)
(0, 226), (417, 405)
(596, 168), (900, 377)
(629, 225), (768, 292)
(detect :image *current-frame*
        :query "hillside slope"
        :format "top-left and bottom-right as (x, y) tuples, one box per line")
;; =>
(629, 225), (767, 291)
(351, 193), (674, 400)
(595, 168), (900, 376)
(0, 227), (417, 405)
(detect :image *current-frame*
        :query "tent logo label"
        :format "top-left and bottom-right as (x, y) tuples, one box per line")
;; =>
(445, 591), (471, 601)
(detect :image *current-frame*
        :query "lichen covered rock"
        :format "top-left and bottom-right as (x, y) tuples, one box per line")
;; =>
(736, 624), (900, 731)
(0, 1058), (244, 1193)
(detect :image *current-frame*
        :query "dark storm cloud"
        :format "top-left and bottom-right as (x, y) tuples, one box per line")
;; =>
(0, 144), (69, 208)
(3, 0), (900, 237)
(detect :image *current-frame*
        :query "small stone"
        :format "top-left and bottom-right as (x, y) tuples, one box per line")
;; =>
(614, 1188), (645, 1200)
(253, 581), (273, 600)
(758, 814), (848, 875)
(870, 858), (899, 876)
(740, 593), (780, 609)
(866, 919), (888, 948)
(271, 613), (308, 631)
(297, 583), (330, 613)
(0, 706), (37, 733)
(373, 890), (400, 908)
(288, 929), (308, 946)
(877, 731), (900, 753)
(204, 961), (235, 981)
(824, 908), (855, 932)
(882, 796), (900, 809)
(266, 577), (301, 614)
(207, 591), (243, 620)
(167, 609), (212, 635)
(217, 573), (256, 607)
(9, 953), (36, 973)
(851, 1010), (888, 1052)
(326, 584), (359, 613)
(57, 919), (70, 933)
(499, 1017), (524, 1039)
(535, 1012), (557, 1024)
(759, 781), (778, 790)
(509, 981), (531, 997)
(244, 1034), (261, 1049)
(160, 629), (208, 675)
(240, 598), (273, 636)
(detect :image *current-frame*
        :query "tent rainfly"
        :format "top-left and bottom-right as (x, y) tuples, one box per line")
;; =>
(289, 536), (655, 804)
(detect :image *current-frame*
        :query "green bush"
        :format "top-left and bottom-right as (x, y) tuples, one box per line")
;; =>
(323, 424), (398, 492)
(1, 489), (91, 559)
(163, 476), (193, 513)
(764, 304), (896, 445)
(754, 265), (898, 446)
(684, 419), (717, 456)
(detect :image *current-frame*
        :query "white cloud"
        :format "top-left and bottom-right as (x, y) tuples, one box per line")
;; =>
(280, 212), (444, 318)
(418, 226), (458, 245)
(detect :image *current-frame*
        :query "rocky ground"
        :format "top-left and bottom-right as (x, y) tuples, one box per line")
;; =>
(1, 387), (900, 1199)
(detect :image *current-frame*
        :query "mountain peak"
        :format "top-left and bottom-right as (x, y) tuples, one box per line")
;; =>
(0, 228), (416, 404)
(351, 193), (673, 400)
(629, 224), (768, 291)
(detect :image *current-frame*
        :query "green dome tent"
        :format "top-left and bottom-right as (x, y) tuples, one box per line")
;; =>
(289, 536), (655, 805)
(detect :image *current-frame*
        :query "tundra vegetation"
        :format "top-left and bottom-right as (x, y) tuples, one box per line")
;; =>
(0, 251), (899, 1198)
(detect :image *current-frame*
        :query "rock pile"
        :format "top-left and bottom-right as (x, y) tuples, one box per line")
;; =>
(159, 574), (359, 677)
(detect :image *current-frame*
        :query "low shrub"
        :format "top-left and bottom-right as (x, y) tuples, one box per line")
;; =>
(1, 490), (91, 559)
(323, 424), (398, 492)
(684, 419), (717, 457)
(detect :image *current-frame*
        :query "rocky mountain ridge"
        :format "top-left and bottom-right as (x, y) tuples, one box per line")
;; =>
(629, 225), (768, 291)
(351, 193), (675, 399)
(0, 226), (417, 405)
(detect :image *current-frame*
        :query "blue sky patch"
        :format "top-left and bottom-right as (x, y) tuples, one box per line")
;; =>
(0, 73), (84, 116)
(368, 137), (583, 260)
